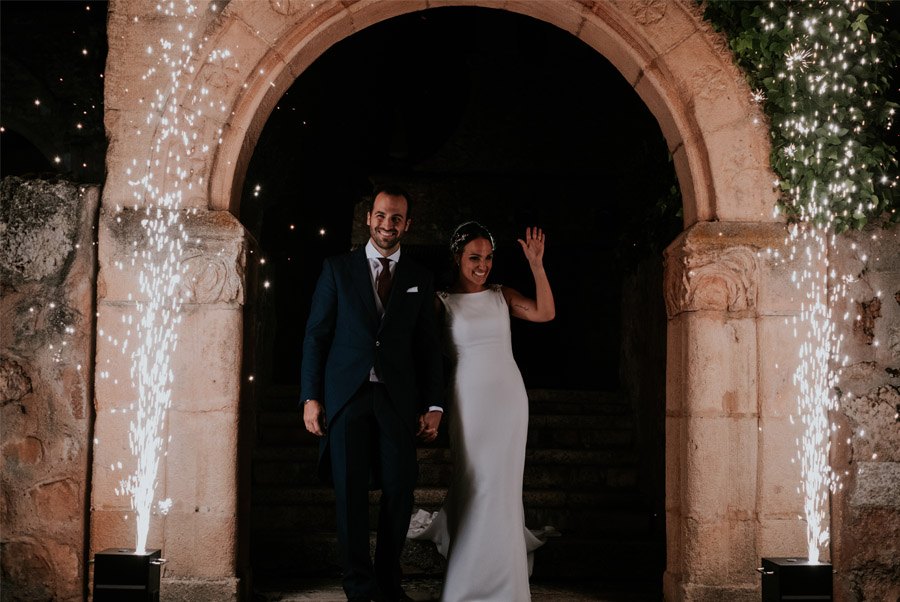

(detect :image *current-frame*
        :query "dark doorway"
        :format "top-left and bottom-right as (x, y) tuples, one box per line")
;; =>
(241, 6), (677, 595)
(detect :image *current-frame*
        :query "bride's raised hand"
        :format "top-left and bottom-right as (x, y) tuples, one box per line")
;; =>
(517, 227), (546, 267)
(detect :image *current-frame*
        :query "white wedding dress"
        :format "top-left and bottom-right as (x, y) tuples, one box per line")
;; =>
(408, 285), (547, 602)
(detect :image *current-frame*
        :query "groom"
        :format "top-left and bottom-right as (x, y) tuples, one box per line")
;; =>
(300, 184), (443, 602)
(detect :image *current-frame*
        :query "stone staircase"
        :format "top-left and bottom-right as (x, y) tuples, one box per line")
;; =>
(250, 387), (664, 587)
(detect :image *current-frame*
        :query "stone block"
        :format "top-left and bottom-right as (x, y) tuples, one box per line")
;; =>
(665, 509), (683, 578)
(671, 142), (704, 226)
(95, 304), (241, 416)
(840, 386), (900, 464)
(90, 407), (168, 510)
(665, 416), (684, 514)
(164, 409), (239, 513)
(612, 0), (698, 56)
(756, 243), (804, 317)
(279, 1), (360, 79)
(683, 416), (757, 520)
(757, 316), (803, 418)
(28, 478), (81, 524)
(851, 462), (900, 509)
(0, 537), (55, 601)
(756, 416), (804, 518)
(162, 510), (237, 579)
(756, 517), (809, 559)
(660, 30), (752, 135)
(703, 125), (778, 223)
(576, 12), (643, 86)
(161, 577), (240, 602)
(168, 306), (243, 413)
(344, 0), (429, 35)
(680, 582), (758, 602)
(93, 302), (140, 411)
(223, 0), (347, 52)
(682, 313), (757, 417)
(681, 516), (757, 586)
(507, 0), (584, 38)
(635, 63), (688, 156)
(666, 314), (686, 416)
(90, 508), (165, 556)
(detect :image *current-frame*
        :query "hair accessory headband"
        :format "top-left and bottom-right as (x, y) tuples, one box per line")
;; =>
(449, 221), (495, 255)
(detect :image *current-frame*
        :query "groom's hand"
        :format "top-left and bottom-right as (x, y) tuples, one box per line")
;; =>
(417, 410), (442, 443)
(302, 399), (326, 437)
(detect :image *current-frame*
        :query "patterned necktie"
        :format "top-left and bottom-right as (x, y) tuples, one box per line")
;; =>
(376, 257), (393, 308)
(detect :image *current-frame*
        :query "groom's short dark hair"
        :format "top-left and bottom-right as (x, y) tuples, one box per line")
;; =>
(371, 183), (414, 218)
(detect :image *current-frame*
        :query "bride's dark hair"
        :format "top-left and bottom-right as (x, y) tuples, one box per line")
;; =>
(449, 221), (495, 257)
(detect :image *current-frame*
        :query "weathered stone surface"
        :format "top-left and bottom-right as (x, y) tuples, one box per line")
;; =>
(0, 179), (98, 602)
(840, 386), (900, 464)
(0, 539), (55, 601)
(830, 224), (900, 600)
(0, 178), (81, 286)
(0, 357), (32, 405)
(160, 577), (240, 602)
(851, 462), (900, 509)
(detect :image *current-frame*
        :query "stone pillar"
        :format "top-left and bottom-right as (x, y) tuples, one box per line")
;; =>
(663, 222), (807, 602)
(90, 208), (251, 601)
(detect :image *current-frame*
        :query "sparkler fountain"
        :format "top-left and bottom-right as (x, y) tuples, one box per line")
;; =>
(741, 0), (896, 593)
(95, 2), (236, 593)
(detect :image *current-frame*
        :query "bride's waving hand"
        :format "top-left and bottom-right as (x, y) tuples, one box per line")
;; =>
(503, 227), (555, 322)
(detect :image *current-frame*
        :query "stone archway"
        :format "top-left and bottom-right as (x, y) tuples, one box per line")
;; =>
(96, 1), (805, 600)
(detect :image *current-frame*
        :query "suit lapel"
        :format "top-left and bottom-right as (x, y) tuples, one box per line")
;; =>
(350, 247), (379, 326)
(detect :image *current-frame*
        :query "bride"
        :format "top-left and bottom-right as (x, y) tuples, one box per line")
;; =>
(409, 221), (556, 601)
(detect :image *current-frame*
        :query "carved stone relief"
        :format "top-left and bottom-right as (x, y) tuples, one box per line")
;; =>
(178, 247), (244, 305)
(270, 0), (306, 16)
(665, 245), (758, 318)
(630, 0), (667, 25)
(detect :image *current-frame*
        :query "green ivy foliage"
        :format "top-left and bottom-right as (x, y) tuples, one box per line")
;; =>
(702, 0), (898, 231)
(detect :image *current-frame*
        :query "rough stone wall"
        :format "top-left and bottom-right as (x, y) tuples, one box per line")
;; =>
(0, 177), (99, 601)
(831, 224), (900, 601)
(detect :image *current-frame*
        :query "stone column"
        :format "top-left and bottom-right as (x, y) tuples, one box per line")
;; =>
(663, 222), (807, 602)
(90, 208), (251, 601)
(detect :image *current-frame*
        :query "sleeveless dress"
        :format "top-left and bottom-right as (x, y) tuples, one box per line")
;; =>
(408, 285), (546, 602)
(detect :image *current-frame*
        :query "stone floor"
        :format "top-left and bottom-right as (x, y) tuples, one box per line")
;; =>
(255, 578), (663, 601)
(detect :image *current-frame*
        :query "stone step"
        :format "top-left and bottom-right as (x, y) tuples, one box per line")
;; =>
(251, 487), (654, 537)
(250, 530), (664, 581)
(259, 387), (632, 416)
(253, 447), (639, 489)
(255, 412), (635, 449)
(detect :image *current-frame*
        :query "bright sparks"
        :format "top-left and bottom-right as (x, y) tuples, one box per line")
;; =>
(114, 0), (232, 554)
(763, 0), (888, 563)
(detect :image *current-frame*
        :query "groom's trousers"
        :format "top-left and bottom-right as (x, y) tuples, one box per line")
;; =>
(328, 381), (418, 600)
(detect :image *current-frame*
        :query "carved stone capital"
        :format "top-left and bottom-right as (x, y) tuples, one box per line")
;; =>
(664, 223), (768, 318)
(99, 208), (248, 305)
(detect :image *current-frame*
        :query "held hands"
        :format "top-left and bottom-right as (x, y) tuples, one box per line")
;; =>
(302, 400), (326, 437)
(517, 227), (546, 268)
(417, 410), (442, 443)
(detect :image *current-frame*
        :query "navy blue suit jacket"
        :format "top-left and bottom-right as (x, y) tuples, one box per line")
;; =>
(300, 246), (443, 434)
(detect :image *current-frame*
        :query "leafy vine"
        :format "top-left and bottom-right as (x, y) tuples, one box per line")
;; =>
(702, 0), (898, 231)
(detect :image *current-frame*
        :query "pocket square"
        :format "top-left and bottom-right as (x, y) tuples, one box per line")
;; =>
(406, 286), (419, 293)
